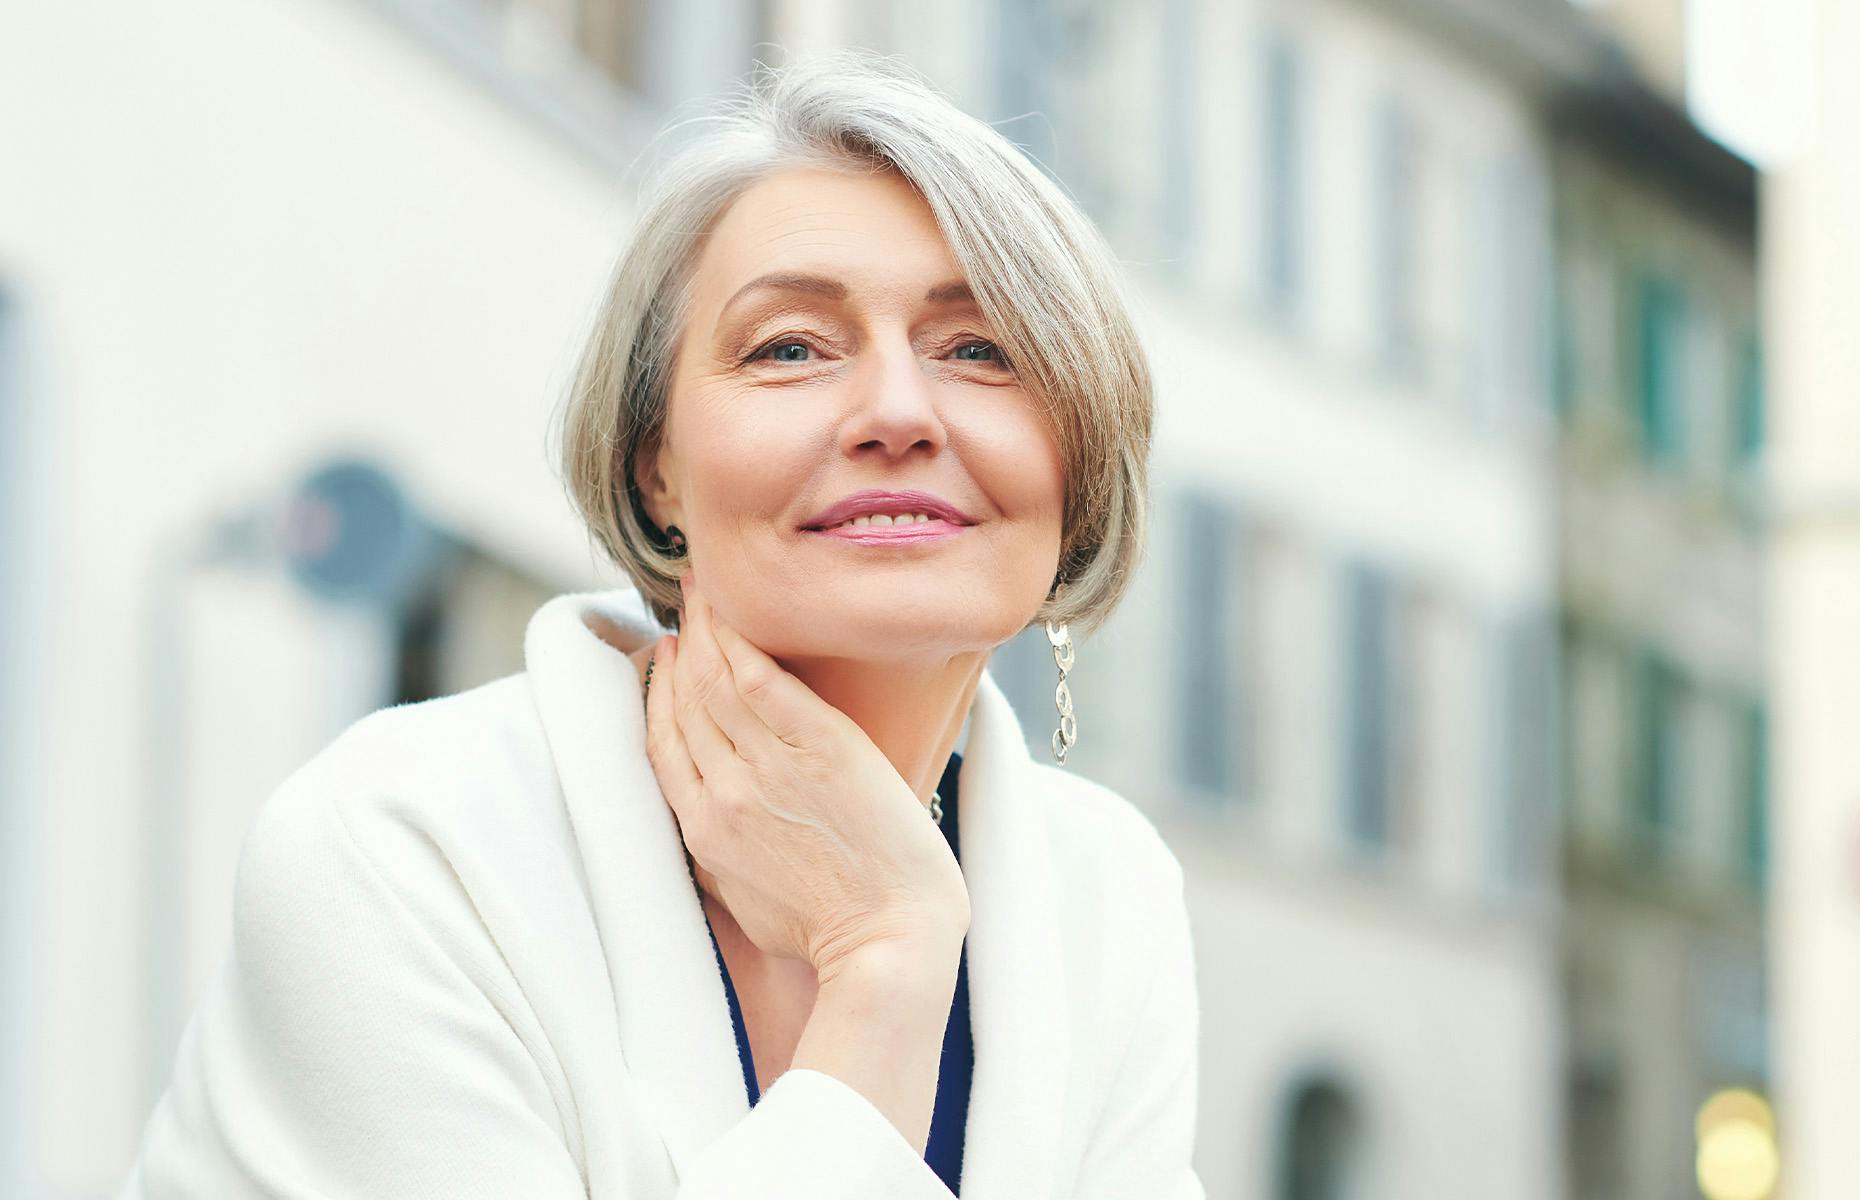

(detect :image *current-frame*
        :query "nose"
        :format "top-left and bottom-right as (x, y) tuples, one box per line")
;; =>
(836, 335), (948, 461)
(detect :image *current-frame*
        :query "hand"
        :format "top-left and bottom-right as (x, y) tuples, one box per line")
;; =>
(643, 575), (971, 983)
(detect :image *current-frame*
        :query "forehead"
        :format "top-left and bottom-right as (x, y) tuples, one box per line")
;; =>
(689, 165), (962, 305)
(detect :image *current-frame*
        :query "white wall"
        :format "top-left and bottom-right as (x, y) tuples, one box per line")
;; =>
(1765, 0), (1860, 1193)
(1, 1), (637, 1190)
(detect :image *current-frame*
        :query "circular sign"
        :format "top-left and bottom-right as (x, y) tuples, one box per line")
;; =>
(282, 456), (442, 606)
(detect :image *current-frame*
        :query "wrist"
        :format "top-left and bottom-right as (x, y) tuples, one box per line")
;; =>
(814, 930), (962, 995)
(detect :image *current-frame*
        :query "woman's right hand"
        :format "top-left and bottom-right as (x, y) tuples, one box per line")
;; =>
(642, 574), (971, 983)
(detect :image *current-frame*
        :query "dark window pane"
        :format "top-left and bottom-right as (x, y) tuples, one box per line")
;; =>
(1373, 93), (1419, 371)
(1277, 1077), (1365, 1200)
(1263, 29), (1303, 316)
(1635, 274), (1687, 465)
(1177, 490), (1238, 798)
(1343, 562), (1393, 849)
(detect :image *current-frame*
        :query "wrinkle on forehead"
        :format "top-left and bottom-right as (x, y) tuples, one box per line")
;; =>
(693, 170), (960, 308)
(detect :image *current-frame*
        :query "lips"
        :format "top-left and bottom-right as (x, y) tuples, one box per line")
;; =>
(800, 488), (978, 531)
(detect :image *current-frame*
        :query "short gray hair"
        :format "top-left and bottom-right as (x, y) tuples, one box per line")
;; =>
(554, 48), (1153, 640)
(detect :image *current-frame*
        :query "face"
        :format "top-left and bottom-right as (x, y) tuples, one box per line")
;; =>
(637, 164), (1066, 665)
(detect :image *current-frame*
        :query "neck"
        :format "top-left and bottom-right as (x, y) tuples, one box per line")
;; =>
(623, 638), (985, 816)
(780, 650), (986, 809)
(624, 635), (983, 968)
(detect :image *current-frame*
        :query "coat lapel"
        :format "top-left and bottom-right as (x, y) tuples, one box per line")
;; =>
(523, 587), (1069, 1198)
(953, 640), (1072, 1200)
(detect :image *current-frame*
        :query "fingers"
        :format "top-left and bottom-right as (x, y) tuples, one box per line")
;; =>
(680, 579), (782, 764)
(705, 610), (832, 749)
(644, 635), (700, 798)
(670, 613), (740, 783)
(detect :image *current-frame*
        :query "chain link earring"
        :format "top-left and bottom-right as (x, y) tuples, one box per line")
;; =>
(1045, 589), (1077, 765)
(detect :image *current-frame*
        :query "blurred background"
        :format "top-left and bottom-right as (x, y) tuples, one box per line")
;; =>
(2, 0), (1853, 1197)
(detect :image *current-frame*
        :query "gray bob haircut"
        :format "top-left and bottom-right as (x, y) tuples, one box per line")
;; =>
(554, 48), (1153, 640)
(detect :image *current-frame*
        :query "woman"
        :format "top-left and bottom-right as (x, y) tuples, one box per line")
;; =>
(121, 50), (1202, 1199)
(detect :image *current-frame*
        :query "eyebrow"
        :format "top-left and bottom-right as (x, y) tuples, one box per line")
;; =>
(714, 272), (976, 332)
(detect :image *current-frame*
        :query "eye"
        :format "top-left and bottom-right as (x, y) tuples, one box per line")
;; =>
(748, 338), (817, 364)
(951, 340), (1011, 367)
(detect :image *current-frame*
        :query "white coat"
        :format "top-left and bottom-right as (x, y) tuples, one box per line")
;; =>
(119, 586), (1205, 1198)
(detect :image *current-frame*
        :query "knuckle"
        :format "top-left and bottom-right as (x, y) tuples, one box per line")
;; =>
(689, 660), (727, 698)
(734, 663), (777, 701)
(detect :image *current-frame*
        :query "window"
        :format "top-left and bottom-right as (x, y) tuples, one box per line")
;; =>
(1495, 612), (1558, 890)
(1341, 562), (1394, 850)
(1262, 27), (1304, 318)
(1276, 1075), (1367, 1200)
(1635, 273), (1689, 466)
(1568, 1046), (1627, 1197)
(1740, 699), (1768, 894)
(1160, 0), (1198, 274)
(1628, 645), (1685, 862)
(1735, 330), (1765, 465)
(392, 545), (560, 705)
(1372, 92), (1419, 373)
(1175, 490), (1242, 800)
(1469, 152), (1545, 425)
(1553, 281), (1578, 419)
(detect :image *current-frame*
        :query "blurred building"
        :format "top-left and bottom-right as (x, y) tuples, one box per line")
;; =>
(0, 1), (1785, 1198)
(1568, 0), (1688, 102)
(988, 0), (1571, 1196)
(1545, 29), (1771, 1200)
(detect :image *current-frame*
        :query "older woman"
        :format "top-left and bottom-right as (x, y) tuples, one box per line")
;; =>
(121, 51), (1202, 1200)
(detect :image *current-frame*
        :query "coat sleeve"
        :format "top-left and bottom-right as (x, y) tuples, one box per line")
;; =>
(1071, 846), (1206, 1199)
(116, 772), (956, 1200)
(673, 1069), (953, 1198)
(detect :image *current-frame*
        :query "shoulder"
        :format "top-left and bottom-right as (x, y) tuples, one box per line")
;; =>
(252, 670), (559, 838)
(234, 672), (578, 951)
(281, 671), (553, 812)
(1020, 761), (1186, 910)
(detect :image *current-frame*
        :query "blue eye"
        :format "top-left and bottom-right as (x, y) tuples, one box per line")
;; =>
(953, 341), (1010, 368)
(756, 340), (813, 363)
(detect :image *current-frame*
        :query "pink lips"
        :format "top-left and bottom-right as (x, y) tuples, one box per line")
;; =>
(809, 518), (969, 545)
(801, 488), (977, 531)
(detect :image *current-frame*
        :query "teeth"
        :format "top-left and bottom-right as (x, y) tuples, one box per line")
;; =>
(830, 512), (935, 530)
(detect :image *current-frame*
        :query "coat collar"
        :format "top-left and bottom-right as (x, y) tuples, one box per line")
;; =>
(523, 587), (1070, 1198)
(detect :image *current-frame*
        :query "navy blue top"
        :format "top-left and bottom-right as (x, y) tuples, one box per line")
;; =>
(699, 752), (973, 1194)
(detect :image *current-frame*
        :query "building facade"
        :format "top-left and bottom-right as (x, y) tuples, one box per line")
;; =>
(1546, 36), (1771, 1200)
(7, 1), (1767, 1197)
(981, 1), (1568, 1196)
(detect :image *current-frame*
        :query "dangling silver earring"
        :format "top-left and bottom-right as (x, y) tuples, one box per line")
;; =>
(1045, 608), (1076, 764)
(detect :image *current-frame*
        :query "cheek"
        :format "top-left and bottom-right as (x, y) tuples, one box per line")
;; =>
(676, 398), (813, 526)
(976, 409), (1066, 534)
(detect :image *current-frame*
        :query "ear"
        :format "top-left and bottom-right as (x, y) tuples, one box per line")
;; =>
(632, 433), (683, 535)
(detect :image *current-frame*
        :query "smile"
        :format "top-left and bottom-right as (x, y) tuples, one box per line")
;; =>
(823, 512), (935, 530)
(806, 515), (969, 543)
